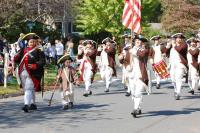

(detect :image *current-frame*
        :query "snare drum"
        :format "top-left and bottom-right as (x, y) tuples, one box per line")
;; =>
(152, 60), (170, 79)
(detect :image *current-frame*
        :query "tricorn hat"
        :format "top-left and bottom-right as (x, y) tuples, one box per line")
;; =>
(82, 40), (96, 46)
(122, 34), (131, 38)
(18, 33), (40, 48)
(186, 37), (197, 44)
(171, 33), (185, 39)
(102, 37), (116, 45)
(150, 35), (161, 41)
(134, 35), (148, 42)
(21, 33), (40, 41)
(57, 53), (72, 64)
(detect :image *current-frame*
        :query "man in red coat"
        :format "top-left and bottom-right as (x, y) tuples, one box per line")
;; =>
(14, 33), (46, 112)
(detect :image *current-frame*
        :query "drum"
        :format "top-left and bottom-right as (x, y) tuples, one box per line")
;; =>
(152, 60), (170, 79)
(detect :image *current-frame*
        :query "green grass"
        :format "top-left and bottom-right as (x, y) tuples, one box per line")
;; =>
(44, 64), (57, 87)
(0, 64), (58, 95)
(0, 77), (21, 95)
(0, 64), (103, 95)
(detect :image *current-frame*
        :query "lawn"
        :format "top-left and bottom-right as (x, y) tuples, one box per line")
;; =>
(0, 64), (102, 96)
(0, 64), (57, 95)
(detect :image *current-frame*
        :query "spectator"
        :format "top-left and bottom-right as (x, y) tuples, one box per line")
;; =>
(55, 39), (64, 68)
(48, 42), (56, 64)
(65, 36), (75, 60)
(0, 35), (6, 53)
(0, 53), (4, 84)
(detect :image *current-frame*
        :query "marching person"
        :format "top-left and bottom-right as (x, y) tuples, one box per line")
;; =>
(196, 30), (200, 91)
(77, 40), (85, 64)
(129, 35), (149, 118)
(57, 53), (75, 110)
(79, 40), (97, 97)
(186, 38), (199, 95)
(119, 34), (132, 96)
(14, 33), (46, 112)
(196, 29), (200, 39)
(169, 33), (188, 100)
(149, 35), (168, 89)
(98, 37), (116, 92)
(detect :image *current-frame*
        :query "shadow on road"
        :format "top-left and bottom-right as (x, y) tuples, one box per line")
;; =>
(140, 107), (200, 118)
(0, 101), (111, 129)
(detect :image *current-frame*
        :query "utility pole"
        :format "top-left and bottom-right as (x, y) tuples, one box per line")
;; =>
(62, 1), (66, 38)
(38, 0), (41, 15)
(62, 0), (70, 38)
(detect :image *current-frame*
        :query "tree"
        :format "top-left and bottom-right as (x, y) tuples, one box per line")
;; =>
(0, 0), (75, 42)
(142, 0), (162, 23)
(75, 0), (162, 37)
(75, 0), (123, 36)
(161, 0), (200, 33)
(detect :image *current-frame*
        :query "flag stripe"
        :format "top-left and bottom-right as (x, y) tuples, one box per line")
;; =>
(122, 0), (141, 34)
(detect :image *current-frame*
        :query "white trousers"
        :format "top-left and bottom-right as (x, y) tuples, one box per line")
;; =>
(130, 78), (146, 110)
(122, 67), (131, 93)
(155, 73), (161, 85)
(100, 66), (113, 89)
(83, 68), (93, 92)
(20, 69), (35, 105)
(61, 86), (74, 105)
(188, 65), (199, 91)
(170, 65), (186, 95)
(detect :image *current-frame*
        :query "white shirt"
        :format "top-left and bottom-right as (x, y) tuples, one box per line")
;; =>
(153, 45), (163, 63)
(55, 43), (64, 56)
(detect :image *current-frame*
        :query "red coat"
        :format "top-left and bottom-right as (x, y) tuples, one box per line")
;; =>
(137, 48), (149, 85)
(189, 48), (199, 71)
(14, 47), (46, 91)
(175, 43), (188, 68)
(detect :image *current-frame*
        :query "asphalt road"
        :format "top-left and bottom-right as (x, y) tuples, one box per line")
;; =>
(0, 68), (200, 133)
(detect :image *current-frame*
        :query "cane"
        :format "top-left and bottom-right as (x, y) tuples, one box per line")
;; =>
(48, 78), (60, 106)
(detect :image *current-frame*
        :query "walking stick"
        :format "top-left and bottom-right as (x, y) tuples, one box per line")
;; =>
(48, 78), (60, 106)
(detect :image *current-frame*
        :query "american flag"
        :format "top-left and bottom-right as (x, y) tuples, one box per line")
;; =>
(122, 0), (141, 34)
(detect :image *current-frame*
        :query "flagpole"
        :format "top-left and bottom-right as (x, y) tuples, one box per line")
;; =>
(131, 15), (133, 47)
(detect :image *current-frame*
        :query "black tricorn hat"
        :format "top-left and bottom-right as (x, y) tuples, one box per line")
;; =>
(21, 33), (40, 41)
(82, 40), (96, 45)
(134, 35), (148, 42)
(122, 34), (131, 38)
(171, 33), (185, 39)
(150, 35), (161, 41)
(186, 37), (197, 44)
(102, 37), (116, 45)
(57, 53), (72, 64)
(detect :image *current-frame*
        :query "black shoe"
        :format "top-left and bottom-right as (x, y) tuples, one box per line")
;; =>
(104, 89), (109, 93)
(22, 105), (29, 113)
(124, 86), (128, 90)
(188, 90), (194, 95)
(89, 91), (92, 95)
(138, 109), (142, 115)
(198, 87), (200, 91)
(83, 92), (89, 97)
(63, 104), (69, 110)
(175, 94), (180, 100)
(125, 92), (131, 97)
(156, 84), (160, 89)
(131, 110), (138, 118)
(29, 104), (37, 110)
(69, 102), (74, 108)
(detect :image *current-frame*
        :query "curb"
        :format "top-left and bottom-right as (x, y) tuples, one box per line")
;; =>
(0, 92), (24, 99)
